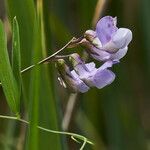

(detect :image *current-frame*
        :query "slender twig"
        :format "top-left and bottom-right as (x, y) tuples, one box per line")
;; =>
(21, 37), (84, 72)
(37, 37), (76, 64)
(20, 37), (75, 74)
(21, 64), (35, 73)
(20, 55), (71, 74)
(0, 114), (94, 149)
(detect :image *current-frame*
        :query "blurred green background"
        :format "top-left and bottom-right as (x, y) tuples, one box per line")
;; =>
(0, 0), (150, 150)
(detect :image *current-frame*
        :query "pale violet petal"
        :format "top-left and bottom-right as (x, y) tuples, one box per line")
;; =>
(112, 28), (132, 49)
(69, 53), (90, 77)
(92, 69), (115, 89)
(71, 70), (90, 93)
(90, 46), (111, 61)
(110, 46), (128, 60)
(101, 28), (132, 53)
(85, 62), (96, 72)
(71, 70), (79, 79)
(101, 40), (119, 53)
(97, 61), (113, 70)
(80, 61), (115, 88)
(80, 39), (110, 61)
(76, 80), (90, 93)
(56, 59), (90, 93)
(82, 69), (115, 88)
(96, 16), (118, 45)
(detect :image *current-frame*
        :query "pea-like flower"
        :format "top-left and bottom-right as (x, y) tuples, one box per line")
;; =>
(56, 16), (132, 93)
(81, 16), (132, 61)
(56, 59), (89, 93)
(69, 53), (115, 89)
(56, 53), (115, 93)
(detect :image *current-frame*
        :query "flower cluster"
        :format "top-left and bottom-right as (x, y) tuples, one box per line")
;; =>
(56, 16), (132, 93)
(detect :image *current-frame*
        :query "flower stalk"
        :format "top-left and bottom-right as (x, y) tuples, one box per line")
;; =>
(0, 114), (94, 149)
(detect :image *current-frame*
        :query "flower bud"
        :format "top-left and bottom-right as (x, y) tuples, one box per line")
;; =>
(69, 53), (90, 76)
(56, 59), (89, 93)
(84, 30), (102, 48)
(84, 30), (96, 42)
(69, 53), (83, 66)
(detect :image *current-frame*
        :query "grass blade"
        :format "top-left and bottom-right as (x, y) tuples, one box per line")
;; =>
(0, 20), (19, 116)
(12, 16), (21, 107)
(6, 0), (35, 68)
(27, 66), (40, 150)
(25, 19), (41, 150)
(6, 0), (36, 106)
(37, 1), (63, 149)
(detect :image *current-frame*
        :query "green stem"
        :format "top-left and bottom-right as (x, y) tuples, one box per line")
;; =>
(0, 114), (94, 149)
(21, 37), (76, 74)
(37, 37), (76, 64)
(21, 64), (35, 73)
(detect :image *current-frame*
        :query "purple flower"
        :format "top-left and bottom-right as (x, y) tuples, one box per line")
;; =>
(82, 16), (132, 61)
(69, 53), (115, 89)
(56, 54), (115, 93)
(56, 59), (89, 93)
(56, 16), (131, 93)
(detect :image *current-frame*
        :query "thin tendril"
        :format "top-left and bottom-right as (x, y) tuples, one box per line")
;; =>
(20, 37), (81, 74)
(20, 37), (75, 74)
(37, 37), (76, 64)
(71, 136), (87, 150)
(0, 114), (94, 149)
(80, 137), (87, 150)
(21, 64), (35, 73)
(71, 135), (81, 143)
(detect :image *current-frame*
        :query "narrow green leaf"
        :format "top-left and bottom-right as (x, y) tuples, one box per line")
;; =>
(27, 66), (40, 150)
(26, 15), (41, 150)
(6, 0), (35, 68)
(38, 1), (63, 149)
(6, 0), (36, 105)
(0, 20), (19, 116)
(12, 16), (21, 107)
